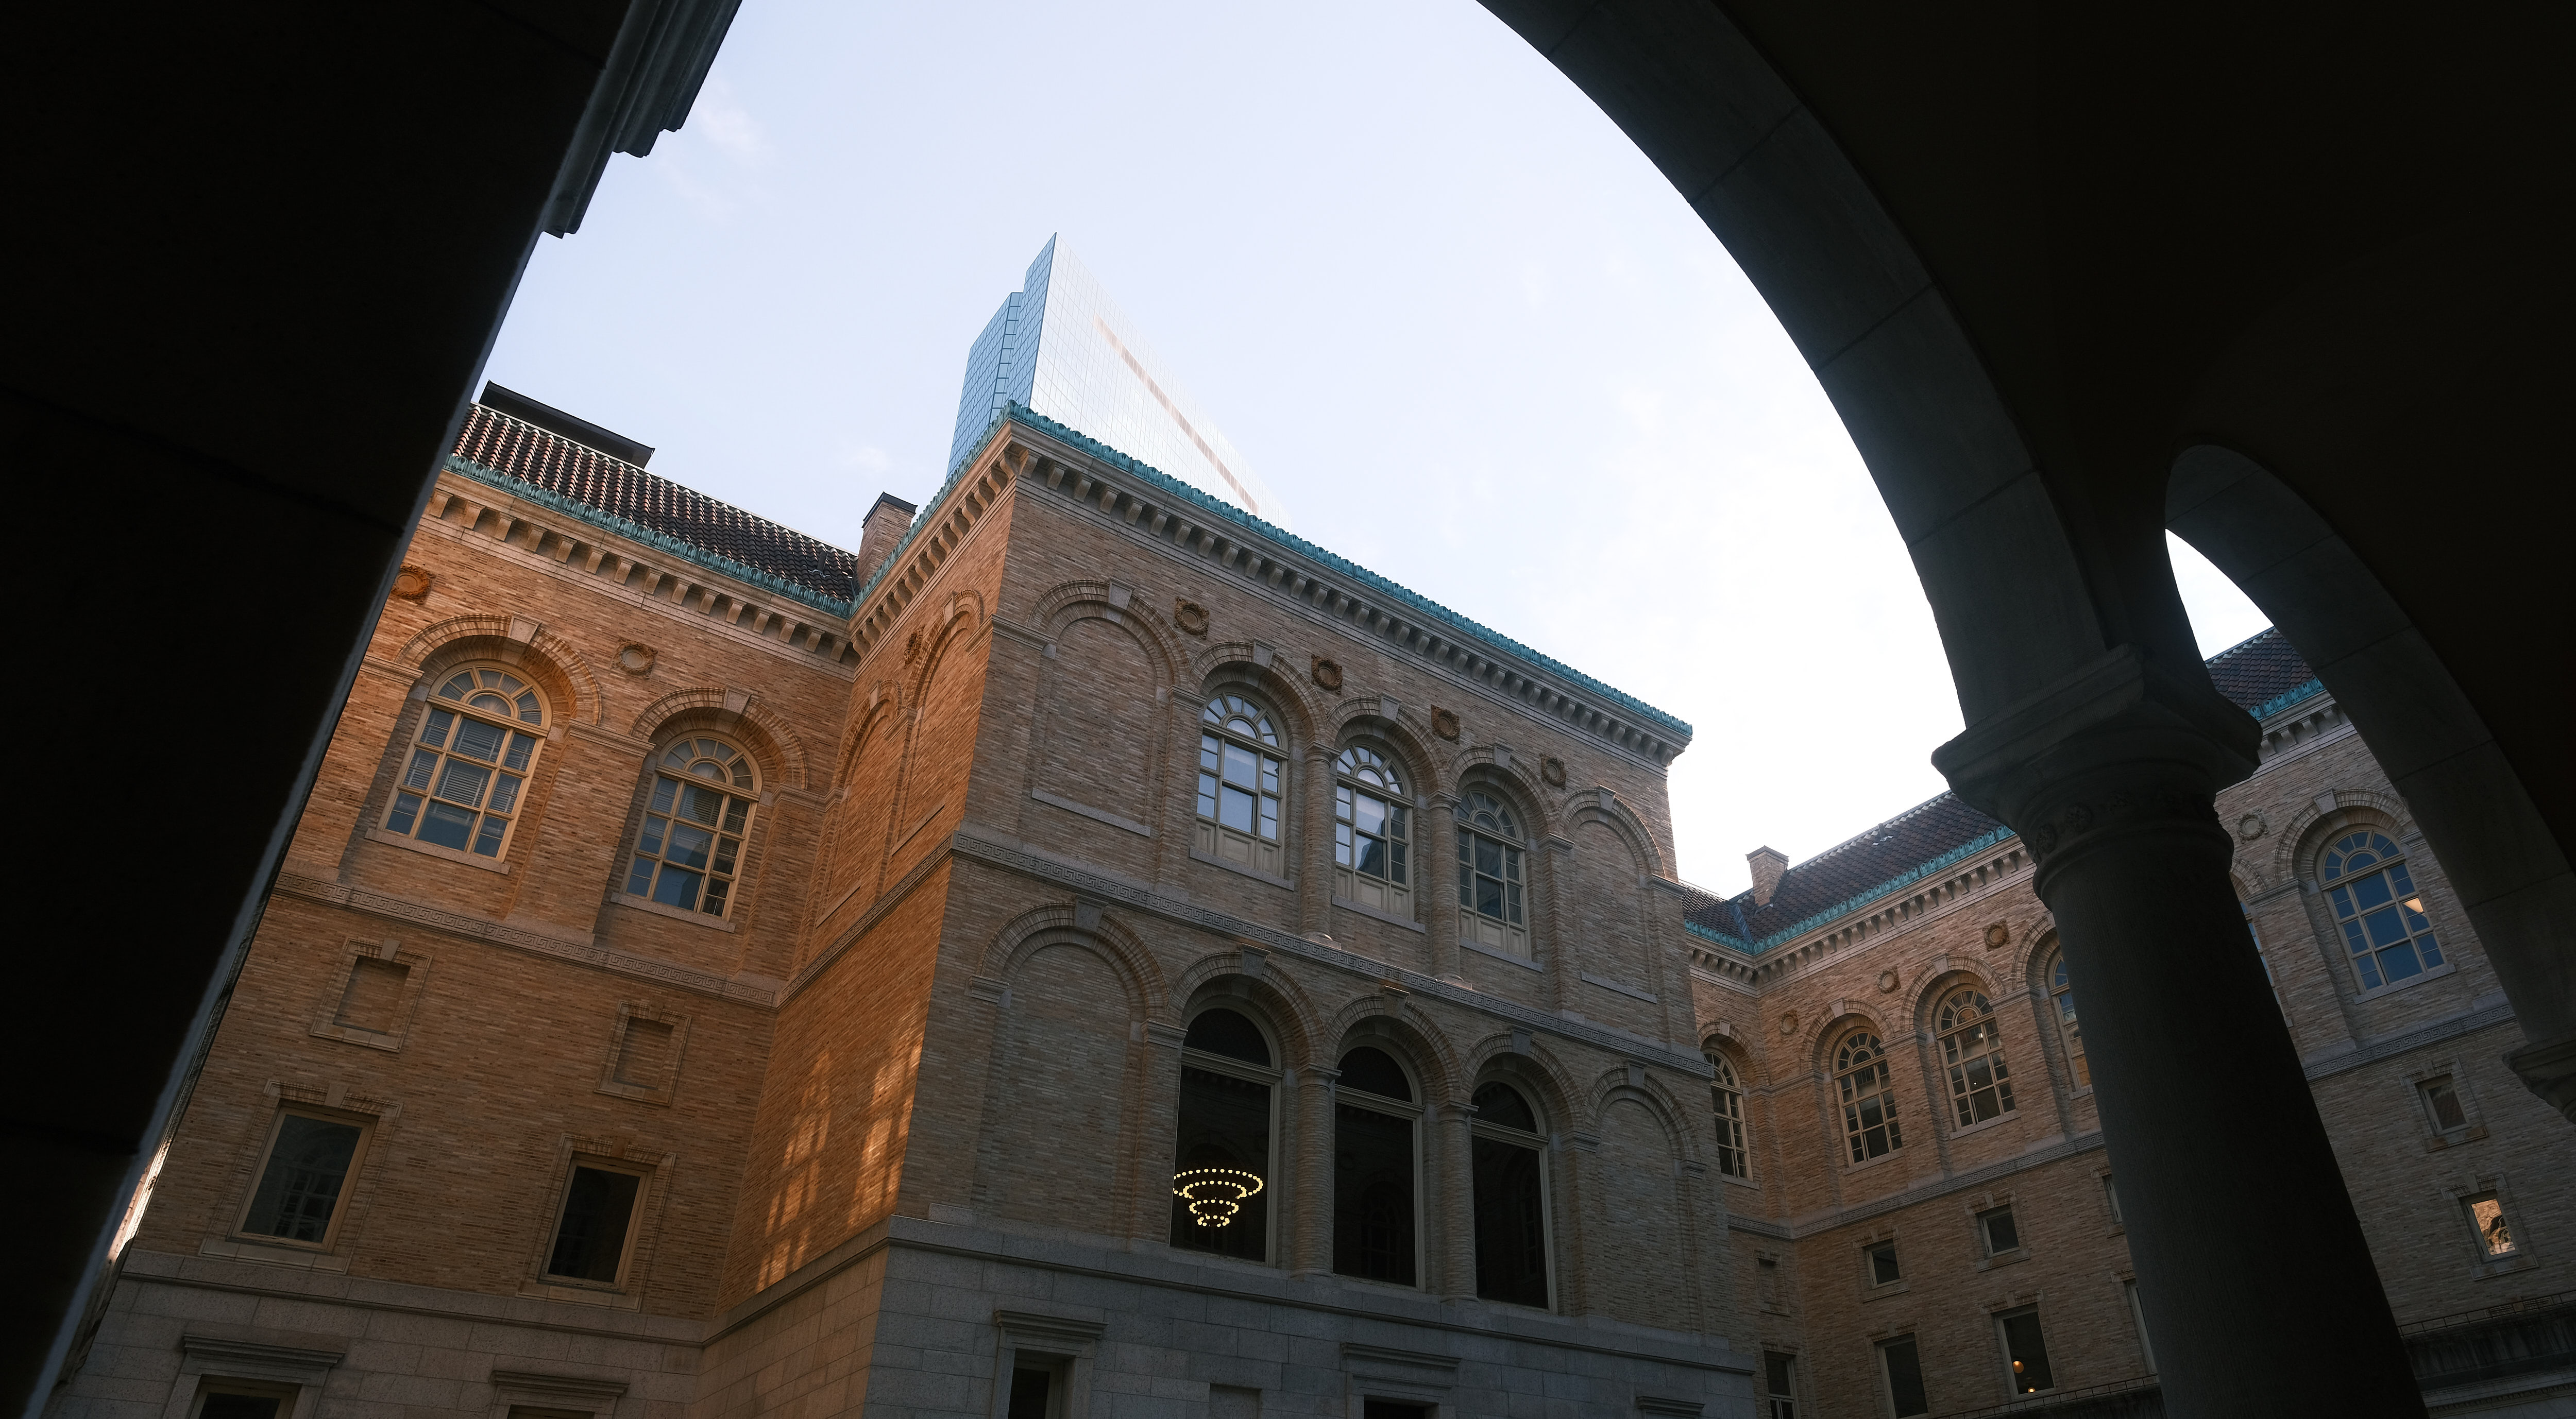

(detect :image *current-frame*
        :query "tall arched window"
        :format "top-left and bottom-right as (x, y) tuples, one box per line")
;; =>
(2048, 954), (2088, 1089)
(2321, 830), (2445, 990)
(1937, 990), (2016, 1127)
(1470, 1080), (1550, 1308)
(623, 737), (760, 919)
(1197, 693), (1285, 875)
(1333, 1045), (1418, 1286)
(1334, 745), (1412, 917)
(1168, 1007), (1276, 1262)
(1455, 790), (1529, 958)
(1835, 1032), (1903, 1164)
(384, 666), (547, 859)
(1708, 1053), (1750, 1178)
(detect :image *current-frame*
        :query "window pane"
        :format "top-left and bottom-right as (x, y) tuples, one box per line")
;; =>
(1984, 1208), (2020, 1253)
(651, 777), (677, 814)
(417, 800), (475, 849)
(1475, 837), (1501, 876)
(640, 815), (667, 857)
(1869, 1242), (1901, 1286)
(242, 1115), (362, 1243)
(1219, 784), (1256, 833)
(1333, 1103), (1416, 1285)
(665, 823), (714, 870)
(421, 708), (454, 747)
(702, 879), (731, 915)
(721, 798), (749, 834)
(1477, 875), (1503, 918)
(546, 1166), (642, 1282)
(1353, 795), (1386, 836)
(1258, 795), (1279, 841)
(452, 717), (503, 762)
(1200, 734), (1222, 772)
(433, 759), (490, 807)
(2001, 1309), (2056, 1393)
(2423, 1080), (2466, 1130)
(402, 748), (437, 791)
(1472, 1136), (1548, 1307)
(1356, 835), (1386, 878)
(679, 783), (724, 826)
(626, 856), (656, 896)
(471, 814), (506, 856)
(199, 1394), (282, 1419)
(1881, 1338), (1928, 1417)
(1170, 1066), (1271, 1260)
(1391, 841), (1408, 884)
(653, 865), (704, 910)
(1223, 741), (1258, 788)
(2469, 1195), (2516, 1256)
(1197, 771), (1219, 819)
(503, 732), (536, 772)
(386, 792), (421, 834)
(486, 773), (521, 815)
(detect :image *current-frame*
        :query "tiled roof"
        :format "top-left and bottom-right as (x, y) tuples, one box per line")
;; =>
(1686, 627), (2319, 954)
(449, 404), (861, 607)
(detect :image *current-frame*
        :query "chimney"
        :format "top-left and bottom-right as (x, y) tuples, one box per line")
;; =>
(1747, 846), (1789, 908)
(855, 492), (918, 586)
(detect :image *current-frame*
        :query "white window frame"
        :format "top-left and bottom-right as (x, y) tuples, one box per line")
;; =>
(1333, 743), (1415, 919)
(379, 664), (549, 864)
(1834, 1032), (1904, 1165)
(1936, 989), (2018, 1131)
(1708, 1052), (1752, 1181)
(1195, 693), (1287, 876)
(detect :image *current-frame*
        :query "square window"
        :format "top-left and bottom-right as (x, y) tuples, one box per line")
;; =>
(2465, 1193), (2517, 1259)
(2420, 1076), (2468, 1132)
(238, 1110), (368, 1247)
(1996, 1306), (2057, 1394)
(1867, 1241), (1902, 1286)
(544, 1162), (647, 1286)
(1980, 1206), (2021, 1256)
(1878, 1335), (1928, 1417)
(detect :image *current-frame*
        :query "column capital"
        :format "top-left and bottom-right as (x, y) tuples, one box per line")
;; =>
(1933, 644), (2259, 879)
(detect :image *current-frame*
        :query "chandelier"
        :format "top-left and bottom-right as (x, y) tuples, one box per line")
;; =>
(1171, 1167), (1264, 1227)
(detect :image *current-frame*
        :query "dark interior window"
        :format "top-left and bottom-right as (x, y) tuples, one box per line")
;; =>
(1184, 1007), (1272, 1066)
(546, 1165), (642, 1283)
(199, 1395), (281, 1419)
(1362, 1402), (1429, 1419)
(1005, 1366), (1054, 1419)
(1472, 1079), (1535, 1131)
(1981, 1206), (2021, 1255)
(2001, 1308), (2057, 1393)
(1334, 1052), (1417, 1284)
(1882, 1336), (1928, 1416)
(1169, 1061), (1272, 1260)
(1869, 1241), (1902, 1285)
(1471, 1143), (1548, 1306)
(1339, 1046), (1412, 1102)
(241, 1114), (362, 1243)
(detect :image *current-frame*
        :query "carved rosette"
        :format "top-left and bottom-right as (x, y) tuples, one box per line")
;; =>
(391, 564), (433, 600)
(616, 643), (657, 676)
(1173, 599), (1209, 636)
(1540, 756), (1567, 787)
(1311, 656), (1342, 691)
(1431, 707), (1461, 741)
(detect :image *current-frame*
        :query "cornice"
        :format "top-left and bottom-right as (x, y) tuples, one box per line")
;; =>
(858, 407), (1689, 768)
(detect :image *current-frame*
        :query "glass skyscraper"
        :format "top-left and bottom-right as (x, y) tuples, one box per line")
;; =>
(950, 235), (1290, 530)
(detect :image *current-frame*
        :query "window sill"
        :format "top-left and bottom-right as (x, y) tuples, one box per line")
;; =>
(1719, 1171), (1759, 1190)
(517, 1278), (642, 1309)
(309, 1020), (404, 1053)
(201, 1237), (349, 1272)
(365, 825), (511, 874)
(1864, 1279), (1910, 1303)
(2354, 961), (2459, 1001)
(1460, 937), (1543, 971)
(610, 891), (737, 932)
(597, 1079), (672, 1107)
(1840, 1147), (1906, 1177)
(1031, 788), (1154, 837)
(1578, 970), (1657, 1003)
(1189, 847), (1293, 892)
(1976, 1247), (2030, 1272)
(1332, 894), (1425, 933)
(2426, 1124), (2489, 1151)
(1947, 1108), (2023, 1142)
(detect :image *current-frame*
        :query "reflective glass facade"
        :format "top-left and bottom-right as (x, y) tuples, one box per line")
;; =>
(951, 236), (1291, 529)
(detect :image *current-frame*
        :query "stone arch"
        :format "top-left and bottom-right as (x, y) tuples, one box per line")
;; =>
(2275, 790), (2413, 886)
(630, 687), (810, 791)
(974, 903), (1168, 1021)
(1584, 1066), (1699, 1168)
(1190, 643), (1322, 750)
(1909, 965), (1999, 1037)
(832, 678), (904, 788)
(1031, 579), (1189, 686)
(1030, 592), (1173, 834)
(1699, 1029), (1759, 1087)
(1328, 697), (1443, 803)
(898, 592), (987, 710)
(1169, 952), (1325, 1069)
(1461, 1034), (1589, 1135)
(402, 614), (600, 725)
(1566, 787), (1666, 881)
(1452, 757), (1552, 845)
(1326, 1000), (1464, 1106)
(1806, 1008), (1894, 1078)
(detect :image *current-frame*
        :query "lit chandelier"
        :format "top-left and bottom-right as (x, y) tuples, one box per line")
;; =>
(1171, 1167), (1264, 1227)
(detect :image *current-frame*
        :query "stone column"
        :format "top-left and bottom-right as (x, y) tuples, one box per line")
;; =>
(1299, 744), (1334, 938)
(1290, 1064), (1339, 1277)
(1131, 1021), (1188, 1245)
(1936, 648), (2424, 1419)
(1431, 1099), (1479, 1303)
(1426, 792), (1463, 979)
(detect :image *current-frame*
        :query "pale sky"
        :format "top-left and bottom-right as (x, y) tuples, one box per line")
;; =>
(484, 0), (2269, 895)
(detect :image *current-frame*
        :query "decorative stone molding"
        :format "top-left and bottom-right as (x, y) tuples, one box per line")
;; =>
(1311, 655), (1342, 690)
(1983, 921), (2010, 949)
(1540, 755), (1567, 787)
(1173, 597), (1209, 635)
(1431, 706), (1460, 740)
(616, 642), (655, 675)
(391, 563), (432, 600)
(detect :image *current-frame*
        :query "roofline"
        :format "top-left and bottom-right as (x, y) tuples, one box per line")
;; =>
(1686, 822), (2020, 959)
(858, 404), (1693, 744)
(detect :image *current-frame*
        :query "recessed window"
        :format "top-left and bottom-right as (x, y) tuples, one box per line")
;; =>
(544, 1163), (646, 1285)
(1867, 1240), (1902, 1287)
(1469, 1081), (1549, 1308)
(239, 1110), (366, 1246)
(1763, 1351), (1799, 1419)
(1878, 1335), (1928, 1417)
(2466, 1193), (2517, 1259)
(1996, 1305), (2057, 1394)
(1005, 1363), (1061, 1419)
(1334, 745), (1412, 916)
(194, 1382), (296, 1419)
(1834, 1032), (1903, 1163)
(2126, 1279), (2156, 1373)
(1979, 1206), (2021, 1256)
(2102, 1173), (2123, 1224)
(1709, 1052), (1751, 1179)
(333, 957), (410, 1034)
(385, 666), (546, 858)
(1333, 1046), (1418, 1286)
(614, 1019), (674, 1088)
(1197, 694), (1285, 874)
(1454, 791), (1529, 958)
(2047, 954), (2087, 1088)
(624, 737), (759, 918)
(1169, 1008), (1275, 1262)
(1937, 989), (2016, 1127)
(2420, 1076), (2468, 1132)
(2320, 830), (2445, 990)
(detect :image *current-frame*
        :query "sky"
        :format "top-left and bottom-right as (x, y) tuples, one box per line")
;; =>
(483, 0), (2270, 895)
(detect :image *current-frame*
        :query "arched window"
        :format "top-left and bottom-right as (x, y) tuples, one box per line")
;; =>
(1454, 790), (1529, 958)
(384, 666), (547, 859)
(2320, 830), (2445, 990)
(623, 737), (760, 919)
(1708, 1053), (1750, 1178)
(1937, 990), (2016, 1127)
(1196, 693), (1285, 874)
(1834, 1032), (1903, 1164)
(1333, 745), (1412, 916)
(1168, 1007), (1276, 1262)
(2048, 955), (2088, 1089)
(1333, 1045), (1418, 1286)
(1470, 1080), (1550, 1308)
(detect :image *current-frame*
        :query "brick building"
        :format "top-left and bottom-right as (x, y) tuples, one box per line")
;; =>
(46, 397), (2566, 1419)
